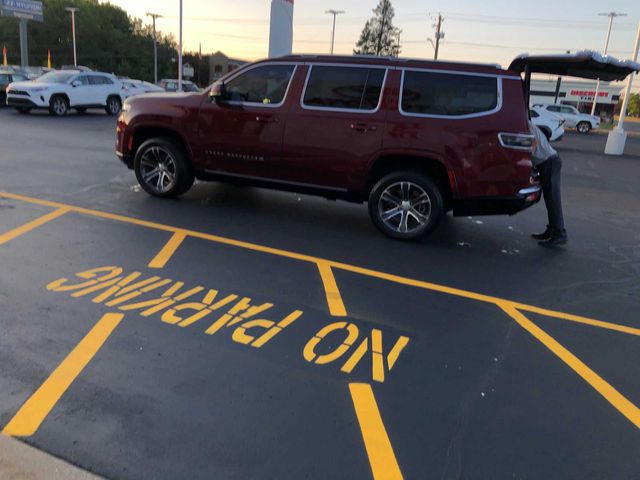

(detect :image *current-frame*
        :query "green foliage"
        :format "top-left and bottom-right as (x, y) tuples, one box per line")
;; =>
(627, 93), (640, 117)
(0, 0), (178, 82)
(354, 0), (401, 57)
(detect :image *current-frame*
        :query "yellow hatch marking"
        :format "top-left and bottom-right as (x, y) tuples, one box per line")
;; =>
(499, 302), (640, 430)
(0, 207), (69, 246)
(2, 313), (124, 437)
(148, 230), (187, 269)
(317, 261), (347, 317)
(0, 190), (636, 338)
(349, 383), (403, 480)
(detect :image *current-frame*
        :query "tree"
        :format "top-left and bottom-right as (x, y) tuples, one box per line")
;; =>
(0, 0), (178, 81)
(627, 93), (640, 117)
(354, 0), (401, 57)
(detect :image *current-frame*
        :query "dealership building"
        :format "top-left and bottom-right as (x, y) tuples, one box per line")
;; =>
(529, 78), (623, 119)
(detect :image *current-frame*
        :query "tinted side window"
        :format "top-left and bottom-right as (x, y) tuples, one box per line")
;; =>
(88, 75), (113, 85)
(74, 75), (89, 85)
(546, 106), (561, 113)
(401, 71), (498, 116)
(560, 107), (574, 114)
(225, 64), (295, 105)
(303, 66), (385, 110)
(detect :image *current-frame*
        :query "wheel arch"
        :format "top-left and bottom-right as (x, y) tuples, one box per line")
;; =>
(366, 155), (455, 209)
(131, 126), (193, 166)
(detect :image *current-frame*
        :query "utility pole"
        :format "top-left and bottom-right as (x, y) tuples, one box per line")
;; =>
(178, 0), (183, 91)
(591, 11), (627, 116)
(325, 9), (345, 55)
(433, 13), (444, 60)
(146, 13), (162, 84)
(65, 7), (80, 67)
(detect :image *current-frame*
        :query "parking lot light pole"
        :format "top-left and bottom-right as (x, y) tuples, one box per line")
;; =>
(65, 7), (80, 67)
(325, 10), (345, 55)
(178, 0), (183, 92)
(605, 22), (640, 156)
(591, 11), (627, 116)
(146, 13), (163, 84)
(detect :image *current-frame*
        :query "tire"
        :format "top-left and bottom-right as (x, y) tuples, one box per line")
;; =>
(368, 171), (445, 240)
(576, 121), (591, 134)
(76, 107), (87, 114)
(16, 107), (31, 114)
(105, 96), (121, 116)
(49, 95), (68, 116)
(134, 137), (194, 198)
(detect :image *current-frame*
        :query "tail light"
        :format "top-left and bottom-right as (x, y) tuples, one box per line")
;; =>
(498, 133), (535, 151)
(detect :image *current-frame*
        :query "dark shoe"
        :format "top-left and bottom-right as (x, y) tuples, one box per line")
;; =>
(531, 228), (552, 240)
(538, 234), (568, 247)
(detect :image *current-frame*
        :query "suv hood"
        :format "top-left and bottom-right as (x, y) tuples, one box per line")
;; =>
(8, 81), (59, 90)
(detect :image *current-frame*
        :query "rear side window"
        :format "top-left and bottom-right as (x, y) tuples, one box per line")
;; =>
(302, 66), (385, 111)
(89, 75), (113, 85)
(546, 105), (561, 113)
(401, 71), (498, 117)
(225, 64), (295, 105)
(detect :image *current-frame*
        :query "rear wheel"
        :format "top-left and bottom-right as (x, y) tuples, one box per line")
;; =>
(576, 121), (591, 134)
(49, 95), (68, 116)
(105, 96), (121, 116)
(368, 171), (444, 240)
(134, 138), (194, 198)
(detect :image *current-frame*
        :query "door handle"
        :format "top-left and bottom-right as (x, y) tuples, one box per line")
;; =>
(350, 123), (377, 133)
(255, 115), (279, 123)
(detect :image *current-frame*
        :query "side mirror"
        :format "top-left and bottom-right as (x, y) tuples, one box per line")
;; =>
(71, 80), (82, 87)
(209, 82), (227, 103)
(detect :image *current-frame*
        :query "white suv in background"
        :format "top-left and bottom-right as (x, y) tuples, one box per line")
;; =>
(6, 70), (124, 116)
(534, 103), (600, 134)
(530, 106), (565, 142)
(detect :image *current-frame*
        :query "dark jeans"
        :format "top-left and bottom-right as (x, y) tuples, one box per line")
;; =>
(537, 155), (566, 234)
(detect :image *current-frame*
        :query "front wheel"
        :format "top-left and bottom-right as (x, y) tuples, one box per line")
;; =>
(576, 121), (591, 134)
(368, 171), (444, 240)
(49, 95), (68, 116)
(105, 96), (121, 116)
(134, 138), (194, 198)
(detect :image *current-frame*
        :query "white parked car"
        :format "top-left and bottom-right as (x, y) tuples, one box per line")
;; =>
(534, 103), (600, 134)
(120, 79), (166, 99)
(6, 70), (124, 116)
(530, 107), (564, 142)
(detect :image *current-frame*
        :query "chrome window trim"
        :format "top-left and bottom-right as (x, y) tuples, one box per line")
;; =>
(399, 68), (503, 120)
(300, 63), (389, 114)
(218, 62), (300, 109)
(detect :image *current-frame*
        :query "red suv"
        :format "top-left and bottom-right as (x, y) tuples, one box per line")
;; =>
(116, 55), (540, 240)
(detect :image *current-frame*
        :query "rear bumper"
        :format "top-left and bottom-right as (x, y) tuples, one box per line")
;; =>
(452, 186), (542, 216)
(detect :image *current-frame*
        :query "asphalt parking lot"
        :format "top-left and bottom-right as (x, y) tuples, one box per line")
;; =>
(1, 107), (639, 479)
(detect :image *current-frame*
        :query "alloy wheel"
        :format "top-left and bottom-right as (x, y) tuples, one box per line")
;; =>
(378, 181), (431, 234)
(139, 146), (178, 194)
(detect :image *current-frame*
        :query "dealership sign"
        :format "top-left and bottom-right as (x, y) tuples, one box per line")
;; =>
(0, 0), (43, 22)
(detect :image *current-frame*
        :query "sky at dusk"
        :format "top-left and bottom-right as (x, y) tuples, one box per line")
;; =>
(103, 0), (639, 88)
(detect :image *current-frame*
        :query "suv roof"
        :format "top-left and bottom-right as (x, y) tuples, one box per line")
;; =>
(268, 54), (515, 77)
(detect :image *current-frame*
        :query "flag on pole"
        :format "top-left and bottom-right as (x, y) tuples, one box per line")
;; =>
(2, 46), (7, 66)
(47, 49), (51, 69)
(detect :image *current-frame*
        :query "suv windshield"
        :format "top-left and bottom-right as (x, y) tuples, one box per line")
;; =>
(36, 72), (76, 84)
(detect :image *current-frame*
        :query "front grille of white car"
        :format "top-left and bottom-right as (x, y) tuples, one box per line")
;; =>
(9, 90), (30, 96)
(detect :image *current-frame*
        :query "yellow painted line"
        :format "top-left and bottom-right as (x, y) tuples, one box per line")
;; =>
(499, 302), (640, 430)
(0, 191), (636, 337)
(0, 207), (69, 246)
(349, 383), (403, 480)
(2, 313), (124, 437)
(148, 230), (187, 269)
(317, 261), (347, 317)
